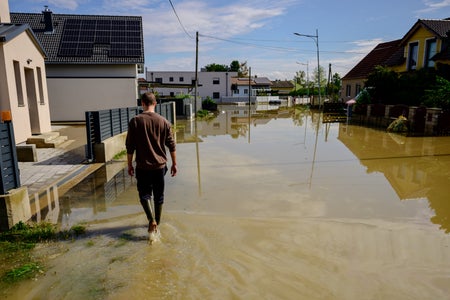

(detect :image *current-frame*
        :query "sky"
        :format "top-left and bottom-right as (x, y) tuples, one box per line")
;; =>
(7, 0), (450, 81)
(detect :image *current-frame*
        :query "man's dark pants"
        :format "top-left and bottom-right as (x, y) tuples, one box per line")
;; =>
(135, 167), (167, 224)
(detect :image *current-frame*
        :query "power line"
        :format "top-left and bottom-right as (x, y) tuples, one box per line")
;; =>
(168, 0), (194, 39)
(199, 33), (368, 55)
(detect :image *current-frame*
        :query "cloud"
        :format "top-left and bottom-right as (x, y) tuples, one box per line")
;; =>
(46, 0), (86, 10)
(347, 39), (384, 54)
(417, 0), (450, 13)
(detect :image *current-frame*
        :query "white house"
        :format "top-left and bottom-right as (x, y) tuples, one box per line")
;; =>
(230, 76), (273, 97)
(0, 1), (52, 144)
(147, 70), (238, 101)
(11, 7), (144, 121)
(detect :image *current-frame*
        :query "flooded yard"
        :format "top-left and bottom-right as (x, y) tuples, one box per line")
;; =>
(2, 104), (450, 299)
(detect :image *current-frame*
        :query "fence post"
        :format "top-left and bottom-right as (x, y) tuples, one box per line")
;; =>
(7, 122), (20, 189)
(85, 111), (94, 162)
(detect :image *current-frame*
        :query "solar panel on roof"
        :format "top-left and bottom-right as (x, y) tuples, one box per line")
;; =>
(58, 17), (142, 58)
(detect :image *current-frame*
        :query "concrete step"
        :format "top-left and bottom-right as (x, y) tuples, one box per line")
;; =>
(26, 132), (68, 148)
(57, 139), (75, 149)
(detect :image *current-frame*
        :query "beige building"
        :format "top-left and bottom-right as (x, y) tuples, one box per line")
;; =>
(0, 0), (52, 144)
(11, 7), (144, 121)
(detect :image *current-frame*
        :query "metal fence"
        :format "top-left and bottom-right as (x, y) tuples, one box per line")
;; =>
(85, 103), (175, 162)
(0, 121), (21, 194)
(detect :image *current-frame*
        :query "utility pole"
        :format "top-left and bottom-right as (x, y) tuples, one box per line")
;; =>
(194, 31), (199, 113)
(248, 67), (251, 106)
(294, 29), (321, 109)
(327, 63), (332, 98)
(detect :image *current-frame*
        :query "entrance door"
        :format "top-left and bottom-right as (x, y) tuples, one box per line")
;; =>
(25, 68), (40, 134)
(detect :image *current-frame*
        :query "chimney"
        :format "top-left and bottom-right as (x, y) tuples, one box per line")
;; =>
(0, 0), (11, 23)
(42, 6), (54, 34)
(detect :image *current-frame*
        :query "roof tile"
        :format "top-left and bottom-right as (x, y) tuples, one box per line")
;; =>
(10, 12), (144, 64)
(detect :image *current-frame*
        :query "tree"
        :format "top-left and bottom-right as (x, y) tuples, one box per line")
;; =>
(204, 63), (228, 72)
(312, 65), (327, 86)
(203, 60), (244, 74)
(365, 66), (399, 104)
(229, 60), (240, 72)
(327, 73), (341, 101)
(294, 70), (306, 86)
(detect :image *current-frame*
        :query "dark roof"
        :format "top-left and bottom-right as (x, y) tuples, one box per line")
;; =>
(254, 77), (272, 85)
(0, 23), (28, 42)
(342, 39), (401, 79)
(0, 23), (47, 56)
(401, 19), (450, 45)
(271, 80), (294, 89)
(400, 18), (450, 63)
(10, 11), (144, 64)
(384, 46), (406, 67)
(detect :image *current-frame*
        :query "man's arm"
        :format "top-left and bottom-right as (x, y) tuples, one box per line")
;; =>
(127, 153), (134, 176)
(170, 151), (177, 177)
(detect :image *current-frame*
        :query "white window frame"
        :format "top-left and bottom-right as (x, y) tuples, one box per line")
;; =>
(407, 41), (419, 71)
(424, 38), (437, 68)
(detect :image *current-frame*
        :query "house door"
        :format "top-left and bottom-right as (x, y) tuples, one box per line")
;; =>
(25, 68), (40, 134)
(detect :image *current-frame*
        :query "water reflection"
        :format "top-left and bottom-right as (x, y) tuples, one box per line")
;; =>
(57, 162), (135, 229)
(41, 104), (450, 235)
(338, 123), (450, 233)
(17, 104), (450, 299)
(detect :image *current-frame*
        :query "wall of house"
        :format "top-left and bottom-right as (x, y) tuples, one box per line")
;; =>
(0, 31), (52, 144)
(46, 64), (138, 121)
(199, 71), (237, 99)
(393, 26), (442, 73)
(340, 78), (364, 101)
(47, 77), (138, 121)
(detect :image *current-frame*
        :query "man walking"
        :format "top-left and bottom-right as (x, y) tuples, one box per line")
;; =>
(126, 92), (177, 233)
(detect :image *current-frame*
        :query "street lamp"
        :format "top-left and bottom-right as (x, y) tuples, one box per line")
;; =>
(294, 29), (321, 109)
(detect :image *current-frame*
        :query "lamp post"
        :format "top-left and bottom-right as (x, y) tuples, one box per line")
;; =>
(294, 29), (321, 109)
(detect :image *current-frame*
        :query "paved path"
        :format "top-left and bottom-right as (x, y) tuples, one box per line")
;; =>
(18, 125), (98, 195)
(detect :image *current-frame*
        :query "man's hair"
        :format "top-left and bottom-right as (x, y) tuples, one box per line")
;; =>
(141, 92), (157, 106)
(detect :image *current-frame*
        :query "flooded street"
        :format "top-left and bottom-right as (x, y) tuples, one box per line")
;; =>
(3, 105), (450, 299)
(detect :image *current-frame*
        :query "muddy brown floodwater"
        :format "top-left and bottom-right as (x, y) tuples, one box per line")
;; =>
(2, 105), (450, 299)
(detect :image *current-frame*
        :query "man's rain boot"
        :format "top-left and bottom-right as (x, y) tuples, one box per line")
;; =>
(155, 203), (163, 225)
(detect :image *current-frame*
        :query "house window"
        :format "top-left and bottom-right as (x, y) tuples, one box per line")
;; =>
(213, 92), (220, 99)
(345, 84), (351, 97)
(155, 77), (162, 83)
(13, 61), (24, 106)
(179, 77), (184, 82)
(37, 67), (45, 104)
(233, 89), (239, 94)
(408, 42), (419, 70)
(425, 38), (437, 68)
(213, 77), (220, 84)
(355, 84), (361, 97)
(169, 77), (174, 82)
(244, 89), (248, 95)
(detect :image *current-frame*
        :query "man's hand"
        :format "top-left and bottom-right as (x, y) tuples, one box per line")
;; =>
(128, 165), (135, 177)
(171, 164), (177, 177)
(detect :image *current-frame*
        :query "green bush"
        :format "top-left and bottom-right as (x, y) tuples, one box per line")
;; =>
(423, 76), (450, 109)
